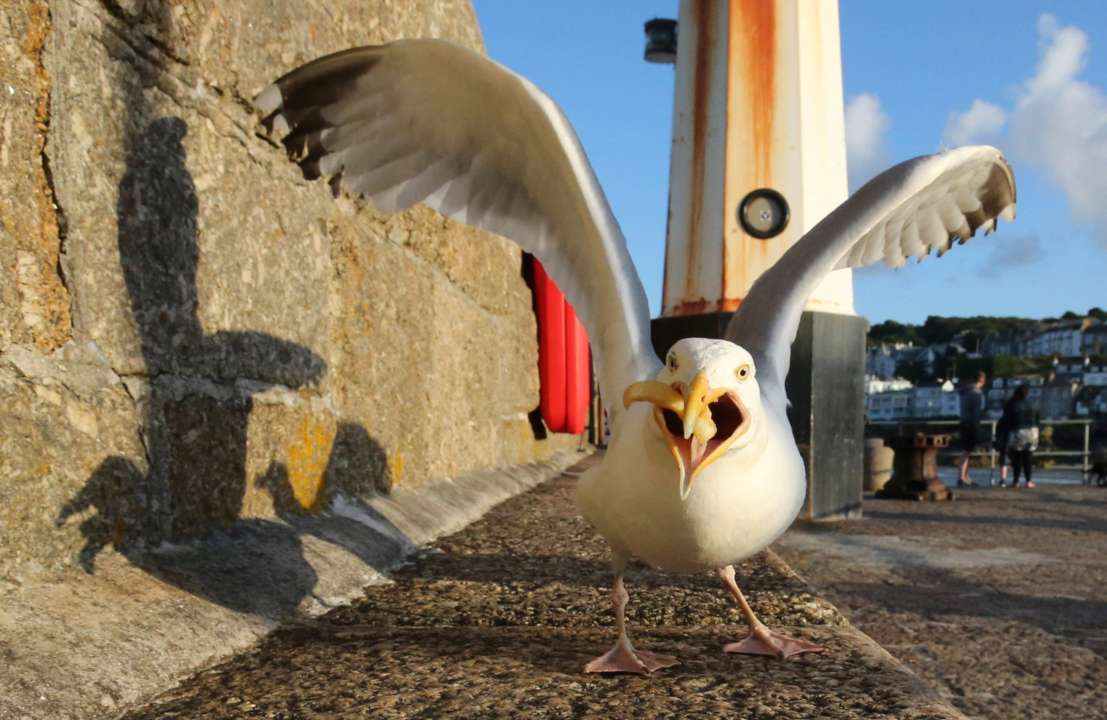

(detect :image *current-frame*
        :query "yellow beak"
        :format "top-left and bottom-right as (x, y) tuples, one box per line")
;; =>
(681, 371), (711, 440)
(623, 371), (745, 500)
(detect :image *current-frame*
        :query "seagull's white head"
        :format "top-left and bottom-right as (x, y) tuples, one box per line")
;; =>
(622, 338), (762, 500)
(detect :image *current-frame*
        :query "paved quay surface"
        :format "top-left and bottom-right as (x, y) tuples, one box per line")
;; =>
(1, 453), (582, 720)
(776, 485), (1107, 720)
(120, 455), (960, 719)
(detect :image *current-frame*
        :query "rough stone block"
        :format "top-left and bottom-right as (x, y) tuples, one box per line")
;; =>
(0, 0), (71, 353)
(0, 342), (145, 577)
(1, 0), (578, 579)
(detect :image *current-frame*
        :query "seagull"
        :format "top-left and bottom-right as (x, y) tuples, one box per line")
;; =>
(255, 38), (1016, 674)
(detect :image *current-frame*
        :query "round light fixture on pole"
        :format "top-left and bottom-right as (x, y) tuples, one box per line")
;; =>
(738, 188), (790, 239)
(643, 19), (677, 64)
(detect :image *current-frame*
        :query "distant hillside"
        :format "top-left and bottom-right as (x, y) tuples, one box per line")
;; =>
(869, 308), (1106, 348)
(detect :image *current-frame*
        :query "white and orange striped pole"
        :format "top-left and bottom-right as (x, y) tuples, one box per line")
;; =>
(660, 0), (855, 319)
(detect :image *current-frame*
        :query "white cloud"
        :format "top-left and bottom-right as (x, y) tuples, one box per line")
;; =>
(1010, 15), (1107, 242)
(942, 99), (1006, 147)
(844, 93), (890, 191)
(947, 14), (1107, 244)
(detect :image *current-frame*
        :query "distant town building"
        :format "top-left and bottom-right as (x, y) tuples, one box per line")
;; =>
(865, 345), (897, 379)
(864, 376), (914, 394)
(1083, 323), (1107, 355)
(981, 332), (1021, 357)
(1023, 320), (1086, 357)
(911, 381), (960, 418)
(897, 346), (937, 375)
(1039, 380), (1081, 419)
(1085, 368), (1107, 386)
(865, 317), (1107, 422)
(865, 379), (958, 421)
(978, 319), (1105, 360)
(982, 376), (1046, 418)
(866, 390), (912, 421)
(1076, 386), (1107, 416)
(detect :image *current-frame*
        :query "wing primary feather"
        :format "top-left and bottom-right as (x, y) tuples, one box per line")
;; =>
(269, 47), (383, 114)
(724, 145), (1016, 402)
(861, 229), (885, 265)
(254, 39), (668, 419)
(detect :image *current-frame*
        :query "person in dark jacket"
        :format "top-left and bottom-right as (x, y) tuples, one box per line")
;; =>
(993, 397), (1014, 487)
(957, 371), (987, 487)
(1005, 384), (1040, 488)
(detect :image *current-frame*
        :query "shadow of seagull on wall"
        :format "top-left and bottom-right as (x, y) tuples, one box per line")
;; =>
(57, 7), (413, 620)
(57, 116), (413, 620)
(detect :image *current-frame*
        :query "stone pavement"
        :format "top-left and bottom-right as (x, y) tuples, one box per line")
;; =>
(120, 456), (961, 720)
(0, 452), (582, 720)
(776, 485), (1107, 720)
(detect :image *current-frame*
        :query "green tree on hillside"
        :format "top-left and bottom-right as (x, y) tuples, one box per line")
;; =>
(868, 320), (921, 346)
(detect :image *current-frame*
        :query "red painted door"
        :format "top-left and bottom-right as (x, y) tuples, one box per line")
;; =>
(532, 258), (591, 433)
(563, 299), (590, 434)
(534, 260), (567, 432)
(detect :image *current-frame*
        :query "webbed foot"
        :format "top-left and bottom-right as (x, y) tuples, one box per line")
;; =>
(724, 623), (826, 658)
(585, 637), (679, 675)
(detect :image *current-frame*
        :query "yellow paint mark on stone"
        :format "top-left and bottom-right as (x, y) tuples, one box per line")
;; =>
(389, 451), (405, 486)
(286, 415), (334, 513)
(32, 463), (50, 479)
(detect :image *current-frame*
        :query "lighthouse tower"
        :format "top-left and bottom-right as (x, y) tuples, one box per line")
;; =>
(649, 0), (867, 519)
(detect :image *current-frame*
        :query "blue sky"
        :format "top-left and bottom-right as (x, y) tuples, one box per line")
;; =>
(471, 1), (1107, 325)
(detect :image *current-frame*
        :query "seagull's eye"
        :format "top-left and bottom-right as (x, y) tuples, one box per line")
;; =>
(736, 364), (752, 381)
(667, 353), (679, 372)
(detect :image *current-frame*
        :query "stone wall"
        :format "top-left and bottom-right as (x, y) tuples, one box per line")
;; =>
(0, 0), (576, 579)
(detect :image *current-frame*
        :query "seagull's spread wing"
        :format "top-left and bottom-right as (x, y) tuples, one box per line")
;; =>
(254, 39), (659, 419)
(725, 146), (1016, 406)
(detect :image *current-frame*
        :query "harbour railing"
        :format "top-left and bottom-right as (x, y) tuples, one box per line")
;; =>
(866, 417), (1101, 484)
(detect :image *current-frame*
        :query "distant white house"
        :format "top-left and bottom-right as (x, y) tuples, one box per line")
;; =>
(911, 381), (959, 419)
(866, 379), (958, 421)
(864, 376), (914, 394)
(981, 319), (1105, 360)
(1085, 370), (1107, 386)
(1023, 320), (1089, 358)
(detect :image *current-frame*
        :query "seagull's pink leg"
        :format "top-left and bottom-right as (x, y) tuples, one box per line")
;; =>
(716, 565), (826, 658)
(584, 559), (678, 675)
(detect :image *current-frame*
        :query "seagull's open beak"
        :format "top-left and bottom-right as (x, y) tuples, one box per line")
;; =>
(623, 371), (752, 500)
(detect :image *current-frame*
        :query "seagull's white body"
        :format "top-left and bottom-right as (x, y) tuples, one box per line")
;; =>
(578, 391), (802, 574)
(255, 37), (1018, 672)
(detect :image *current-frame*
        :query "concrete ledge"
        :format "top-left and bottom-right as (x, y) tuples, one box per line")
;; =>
(0, 449), (586, 720)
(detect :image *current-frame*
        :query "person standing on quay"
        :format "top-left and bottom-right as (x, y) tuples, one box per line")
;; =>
(994, 395), (1014, 487)
(957, 371), (987, 487)
(1007, 384), (1040, 488)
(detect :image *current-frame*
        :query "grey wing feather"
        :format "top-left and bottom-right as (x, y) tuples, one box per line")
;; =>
(725, 146), (1016, 408)
(255, 39), (660, 420)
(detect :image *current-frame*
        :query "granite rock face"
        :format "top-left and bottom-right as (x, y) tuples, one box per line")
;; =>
(0, 1), (72, 354)
(1, 0), (577, 579)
